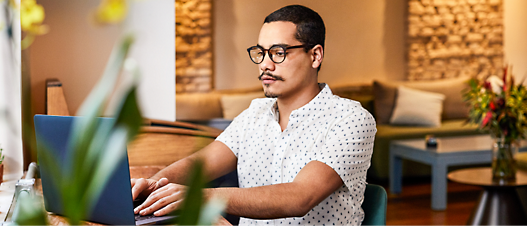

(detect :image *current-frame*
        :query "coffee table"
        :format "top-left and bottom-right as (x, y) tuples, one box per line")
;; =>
(448, 167), (527, 225)
(389, 135), (496, 210)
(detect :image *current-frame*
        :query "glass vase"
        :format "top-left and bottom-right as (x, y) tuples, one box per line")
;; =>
(491, 136), (517, 181)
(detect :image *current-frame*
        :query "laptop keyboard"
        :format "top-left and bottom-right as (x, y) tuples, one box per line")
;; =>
(135, 214), (157, 221)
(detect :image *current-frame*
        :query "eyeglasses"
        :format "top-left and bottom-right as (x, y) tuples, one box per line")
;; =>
(247, 44), (310, 64)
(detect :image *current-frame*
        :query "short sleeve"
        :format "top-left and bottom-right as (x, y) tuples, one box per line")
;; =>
(216, 107), (250, 157)
(314, 107), (377, 193)
(216, 98), (275, 158)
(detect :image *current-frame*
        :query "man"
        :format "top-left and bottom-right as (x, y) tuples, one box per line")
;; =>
(132, 5), (376, 225)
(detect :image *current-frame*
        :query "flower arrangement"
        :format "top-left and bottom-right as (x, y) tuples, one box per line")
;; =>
(463, 66), (527, 180)
(463, 66), (527, 143)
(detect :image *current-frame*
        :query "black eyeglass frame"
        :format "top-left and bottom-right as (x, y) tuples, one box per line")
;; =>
(246, 44), (312, 64)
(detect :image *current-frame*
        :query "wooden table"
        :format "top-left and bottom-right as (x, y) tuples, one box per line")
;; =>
(448, 167), (527, 225)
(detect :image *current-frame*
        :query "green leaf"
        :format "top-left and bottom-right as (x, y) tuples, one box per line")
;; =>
(12, 192), (48, 225)
(68, 35), (135, 188)
(198, 198), (227, 225)
(113, 81), (143, 142)
(177, 160), (206, 225)
(30, 35), (141, 225)
(84, 82), (143, 216)
(83, 126), (129, 215)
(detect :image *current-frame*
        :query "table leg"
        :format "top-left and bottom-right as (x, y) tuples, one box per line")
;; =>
(431, 163), (447, 210)
(389, 147), (402, 194)
(468, 187), (527, 225)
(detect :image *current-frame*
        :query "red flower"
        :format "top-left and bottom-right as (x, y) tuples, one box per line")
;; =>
(482, 111), (492, 127)
(484, 81), (491, 90)
(490, 101), (496, 111)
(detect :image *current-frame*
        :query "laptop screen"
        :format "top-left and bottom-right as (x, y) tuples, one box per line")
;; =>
(34, 115), (137, 225)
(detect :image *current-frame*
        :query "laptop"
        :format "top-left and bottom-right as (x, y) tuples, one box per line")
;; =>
(34, 115), (177, 225)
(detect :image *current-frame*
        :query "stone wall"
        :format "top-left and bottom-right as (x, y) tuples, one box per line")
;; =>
(175, 0), (212, 93)
(407, 0), (503, 80)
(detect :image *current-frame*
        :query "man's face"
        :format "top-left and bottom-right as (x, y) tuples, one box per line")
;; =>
(257, 21), (316, 98)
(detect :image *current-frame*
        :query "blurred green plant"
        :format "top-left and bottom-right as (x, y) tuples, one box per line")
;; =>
(0, 147), (5, 165)
(14, 34), (141, 225)
(12, 1), (225, 224)
(12, 34), (225, 226)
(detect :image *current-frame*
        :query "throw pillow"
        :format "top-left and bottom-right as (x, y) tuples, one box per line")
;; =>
(389, 86), (445, 127)
(220, 92), (265, 120)
(373, 81), (397, 124)
(373, 76), (470, 124)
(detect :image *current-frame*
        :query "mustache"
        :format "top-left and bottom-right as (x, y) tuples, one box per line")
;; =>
(258, 72), (284, 81)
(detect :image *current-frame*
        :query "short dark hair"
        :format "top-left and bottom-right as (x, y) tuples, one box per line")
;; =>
(264, 5), (326, 53)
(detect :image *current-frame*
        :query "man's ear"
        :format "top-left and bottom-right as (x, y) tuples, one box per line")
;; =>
(311, 44), (324, 69)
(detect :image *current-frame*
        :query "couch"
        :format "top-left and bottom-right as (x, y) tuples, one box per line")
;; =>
(176, 77), (483, 181)
(369, 77), (483, 180)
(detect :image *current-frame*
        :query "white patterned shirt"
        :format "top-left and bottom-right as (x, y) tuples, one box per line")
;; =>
(216, 84), (377, 226)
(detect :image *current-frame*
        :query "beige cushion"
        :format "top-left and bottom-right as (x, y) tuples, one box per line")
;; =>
(390, 86), (445, 127)
(220, 92), (265, 120)
(373, 76), (470, 124)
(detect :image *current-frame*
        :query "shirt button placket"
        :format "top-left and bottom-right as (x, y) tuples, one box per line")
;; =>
(271, 122), (282, 185)
(275, 129), (291, 184)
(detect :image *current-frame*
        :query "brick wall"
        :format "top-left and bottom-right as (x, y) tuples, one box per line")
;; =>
(175, 0), (212, 93)
(407, 0), (503, 80)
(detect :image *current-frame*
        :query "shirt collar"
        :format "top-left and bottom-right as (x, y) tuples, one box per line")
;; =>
(294, 83), (332, 115)
(268, 83), (332, 120)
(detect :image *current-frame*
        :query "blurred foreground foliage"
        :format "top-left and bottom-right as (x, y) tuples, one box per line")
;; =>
(13, 34), (225, 225)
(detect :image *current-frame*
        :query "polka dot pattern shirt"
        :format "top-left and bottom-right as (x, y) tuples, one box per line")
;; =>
(216, 84), (377, 226)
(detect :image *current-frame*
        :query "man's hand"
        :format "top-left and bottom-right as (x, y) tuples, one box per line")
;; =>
(133, 183), (188, 216)
(131, 177), (169, 203)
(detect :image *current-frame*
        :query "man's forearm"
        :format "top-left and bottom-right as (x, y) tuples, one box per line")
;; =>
(205, 182), (316, 219)
(149, 141), (238, 184)
(204, 161), (344, 220)
(150, 154), (197, 184)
